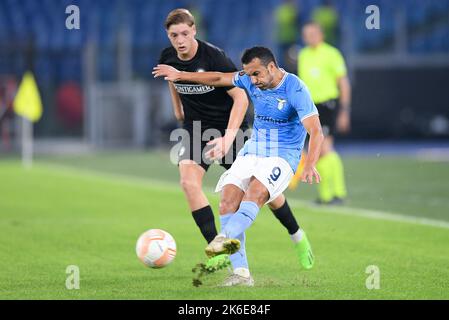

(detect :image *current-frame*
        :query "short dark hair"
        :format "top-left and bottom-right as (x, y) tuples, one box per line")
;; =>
(241, 47), (278, 67)
(165, 9), (195, 30)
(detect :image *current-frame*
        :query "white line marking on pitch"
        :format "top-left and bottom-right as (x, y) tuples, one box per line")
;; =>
(288, 199), (449, 230)
(36, 162), (449, 230)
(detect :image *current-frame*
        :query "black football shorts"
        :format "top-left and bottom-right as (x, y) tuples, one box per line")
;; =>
(315, 99), (339, 137)
(176, 124), (250, 171)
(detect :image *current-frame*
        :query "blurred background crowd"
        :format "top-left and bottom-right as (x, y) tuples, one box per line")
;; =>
(0, 0), (448, 151)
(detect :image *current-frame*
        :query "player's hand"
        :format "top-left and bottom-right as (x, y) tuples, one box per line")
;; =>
(152, 64), (182, 82)
(205, 136), (233, 161)
(300, 165), (321, 185)
(336, 110), (351, 134)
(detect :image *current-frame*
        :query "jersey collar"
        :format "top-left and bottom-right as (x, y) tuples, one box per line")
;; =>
(270, 69), (288, 90)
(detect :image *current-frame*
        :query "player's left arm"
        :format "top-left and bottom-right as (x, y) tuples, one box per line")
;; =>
(301, 115), (324, 184)
(205, 87), (249, 160)
(337, 75), (352, 133)
(290, 78), (324, 184)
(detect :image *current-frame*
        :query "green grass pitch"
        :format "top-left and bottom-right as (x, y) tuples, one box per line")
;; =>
(1, 152), (449, 299)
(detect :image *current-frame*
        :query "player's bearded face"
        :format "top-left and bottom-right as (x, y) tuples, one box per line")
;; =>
(167, 23), (197, 55)
(243, 59), (275, 90)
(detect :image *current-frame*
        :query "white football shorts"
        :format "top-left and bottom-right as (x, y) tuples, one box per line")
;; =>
(215, 155), (294, 204)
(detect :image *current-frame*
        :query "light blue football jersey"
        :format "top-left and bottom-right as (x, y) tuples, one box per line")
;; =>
(232, 70), (318, 172)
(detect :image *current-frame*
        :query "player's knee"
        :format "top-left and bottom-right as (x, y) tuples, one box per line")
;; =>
(243, 190), (268, 207)
(219, 198), (239, 215)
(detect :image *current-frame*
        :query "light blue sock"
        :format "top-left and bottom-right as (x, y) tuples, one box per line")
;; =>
(222, 201), (260, 239)
(219, 214), (232, 232)
(220, 213), (248, 270)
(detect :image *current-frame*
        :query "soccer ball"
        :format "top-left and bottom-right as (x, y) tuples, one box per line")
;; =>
(136, 229), (177, 268)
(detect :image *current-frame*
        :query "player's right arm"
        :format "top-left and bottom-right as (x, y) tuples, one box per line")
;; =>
(167, 82), (184, 122)
(153, 64), (235, 87)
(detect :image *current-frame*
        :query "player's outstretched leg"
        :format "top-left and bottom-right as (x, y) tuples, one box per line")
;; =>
(216, 187), (254, 286)
(221, 176), (269, 239)
(221, 232), (254, 287)
(211, 178), (267, 262)
(220, 214), (253, 286)
(205, 185), (246, 262)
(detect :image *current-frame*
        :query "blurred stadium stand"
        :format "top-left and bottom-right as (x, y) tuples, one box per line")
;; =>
(0, 0), (448, 150)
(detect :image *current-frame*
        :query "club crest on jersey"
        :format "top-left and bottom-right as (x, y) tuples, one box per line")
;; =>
(276, 98), (287, 110)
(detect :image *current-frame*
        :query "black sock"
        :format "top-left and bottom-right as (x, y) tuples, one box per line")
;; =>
(192, 206), (218, 243)
(271, 200), (300, 235)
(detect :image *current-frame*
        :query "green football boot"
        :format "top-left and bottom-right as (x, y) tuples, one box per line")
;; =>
(192, 254), (231, 287)
(295, 232), (314, 270)
(204, 254), (231, 272)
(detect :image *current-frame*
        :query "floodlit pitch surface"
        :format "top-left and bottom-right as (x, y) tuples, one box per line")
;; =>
(1, 152), (448, 299)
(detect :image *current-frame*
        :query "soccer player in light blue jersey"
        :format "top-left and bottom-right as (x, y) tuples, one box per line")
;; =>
(154, 47), (324, 286)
